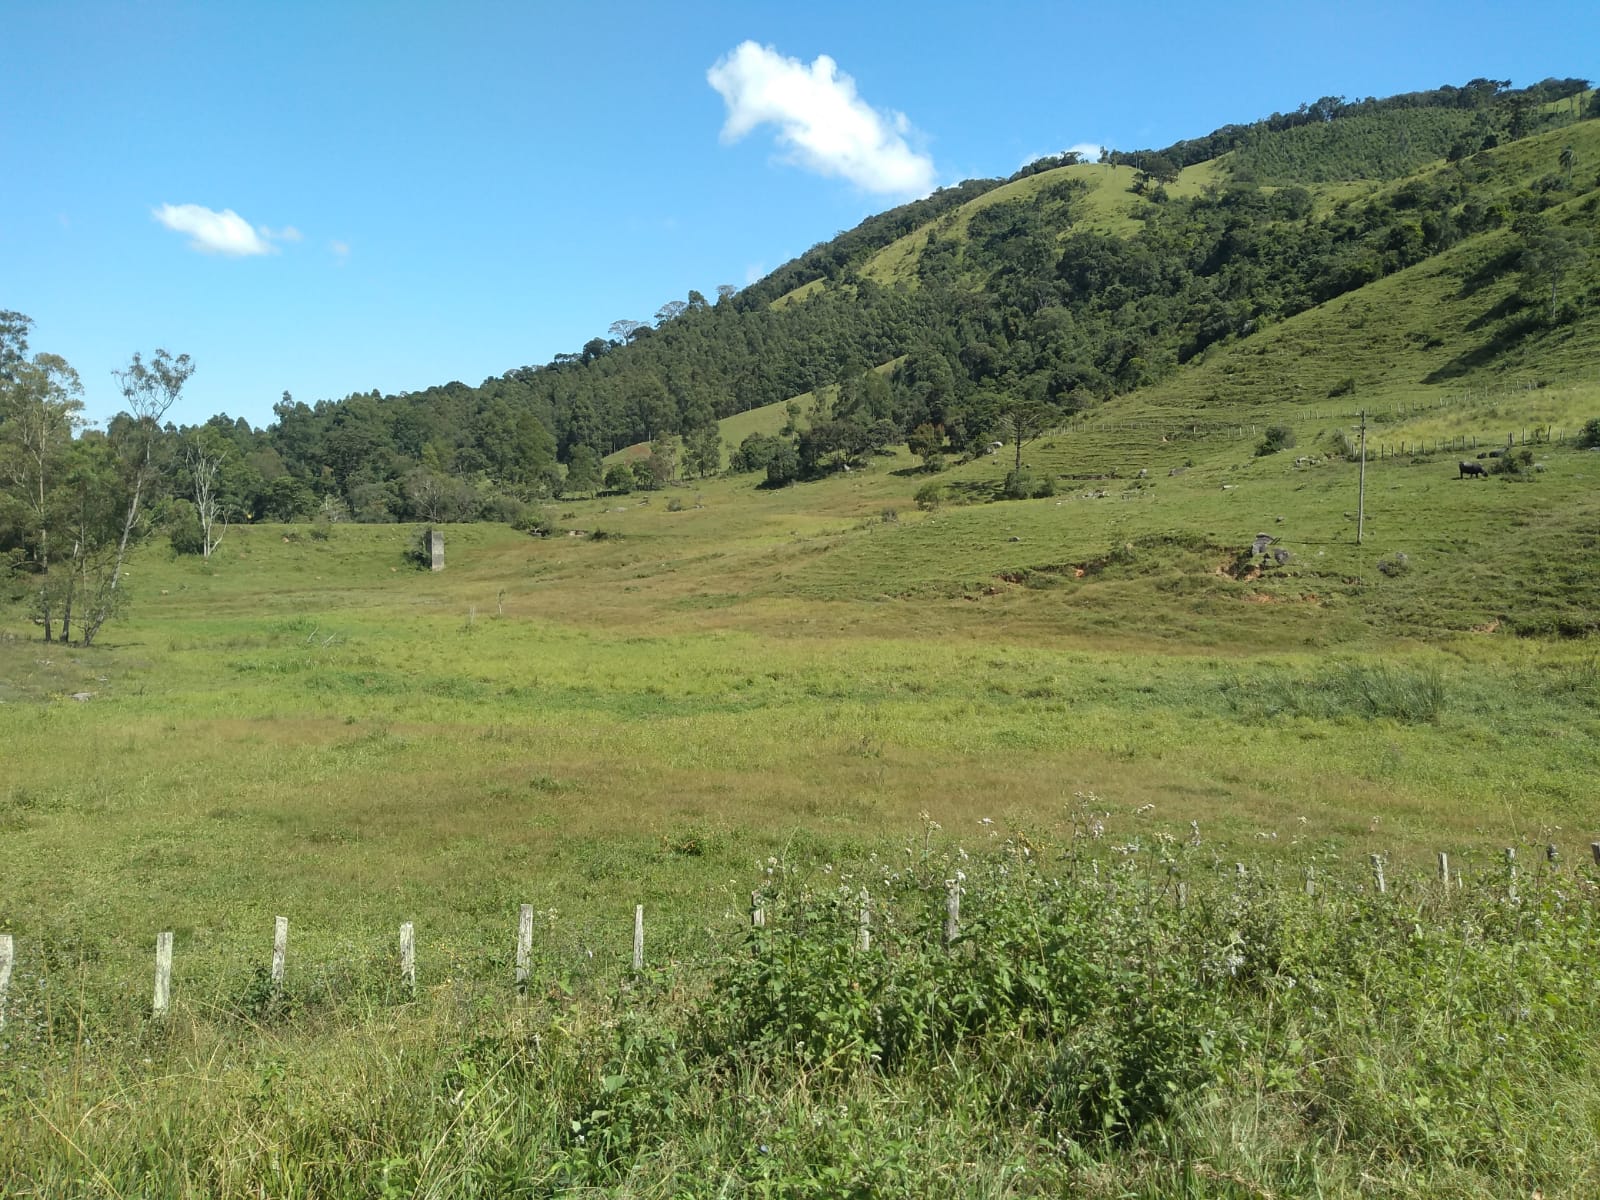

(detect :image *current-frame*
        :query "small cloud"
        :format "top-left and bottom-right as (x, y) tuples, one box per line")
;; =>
(330, 239), (350, 265)
(260, 224), (303, 243)
(153, 203), (275, 256)
(707, 41), (935, 196)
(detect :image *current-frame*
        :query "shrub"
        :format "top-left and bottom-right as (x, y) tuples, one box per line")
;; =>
(914, 481), (945, 511)
(1579, 417), (1600, 449)
(1002, 467), (1054, 499)
(166, 499), (204, 555)
(514, 512), (553, 537)
(1490, 448), (1535, 475)
(1375, 551), (1409, 576)
(1328, 428), (1356, 458)
(665, 497), (685, 513)
(1256, 425), (1297, 456)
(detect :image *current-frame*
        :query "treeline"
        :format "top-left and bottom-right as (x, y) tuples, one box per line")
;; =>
(1107, 75), (1592, 181)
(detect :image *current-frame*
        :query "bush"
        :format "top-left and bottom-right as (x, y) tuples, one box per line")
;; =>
(1375, 551), (1409, 576)
(1576, 417), (1600, 449)
(1002, 468), (1054, 499)
(1490, 448), (1535, 475)
(167, 499), (204, 555)
(477, 492), (528, 525)
(1328, 428), (1356, 458)
(1256, 425), (1297, 456)
(913, 481), (945, 511)
(665, 497), (685, 513)
(514, 512), (553, 537)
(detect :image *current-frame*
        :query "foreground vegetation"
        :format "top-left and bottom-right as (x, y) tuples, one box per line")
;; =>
(5, 819), (1599, 1197)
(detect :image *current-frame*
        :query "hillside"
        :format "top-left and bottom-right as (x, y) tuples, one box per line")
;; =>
(6, 75), (1578, 537)
(5, 75), (1598, 572)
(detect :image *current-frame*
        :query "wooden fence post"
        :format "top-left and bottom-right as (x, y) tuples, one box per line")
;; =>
(1303, 864), (1315, 897)
(399, 922), (415, 997)
(1592, 842), (1600, 868)
(1505, 848), (1518, 903)
(1437, 851), (1449, 884)
(1369, 854), (1386, 895)
(633, 905), (644, 972)
(0, 933), (12, 1033)
(943, 880), (961, 948)
(1176, 881), (1188, 911)
(516, 904), (534, 994)
(750, 890), (765, 929)
(858, 890), (871, 952)
(1546, 843), (1558, 866)
(271, 916), (288, 994)
(153, 931), (173, 1018)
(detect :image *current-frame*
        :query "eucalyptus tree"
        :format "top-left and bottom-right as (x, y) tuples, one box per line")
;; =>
(80, 349), (192, 645)
(0, 349), (84, 640)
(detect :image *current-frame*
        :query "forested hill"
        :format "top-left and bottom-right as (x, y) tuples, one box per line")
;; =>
(70, 78), (1600, 523)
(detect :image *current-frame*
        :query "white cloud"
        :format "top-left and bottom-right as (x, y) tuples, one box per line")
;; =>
(261, 224), (303, 243)
(330, 239), (350, 265)
(708, 41), (935, 196)
(153, 203), (277, 256)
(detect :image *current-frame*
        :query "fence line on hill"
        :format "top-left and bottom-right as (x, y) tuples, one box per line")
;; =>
(2, 843), (1596, 1024)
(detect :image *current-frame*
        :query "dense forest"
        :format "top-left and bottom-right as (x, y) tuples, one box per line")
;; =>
(2, 76), (1596, 632)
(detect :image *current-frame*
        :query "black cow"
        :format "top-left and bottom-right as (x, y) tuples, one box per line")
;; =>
(1459, 460), (1488, 479)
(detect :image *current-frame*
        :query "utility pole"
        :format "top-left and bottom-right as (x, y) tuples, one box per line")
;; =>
(1356, 409), (1367, 546)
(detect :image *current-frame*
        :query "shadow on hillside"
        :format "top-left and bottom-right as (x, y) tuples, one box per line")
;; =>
(1463, 293), (1527, 332)
(1454, 248), (1522, 298)
(1425, 314), (1543, 383)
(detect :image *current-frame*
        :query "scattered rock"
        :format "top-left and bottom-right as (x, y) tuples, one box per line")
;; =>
(69, 692), (94, 702)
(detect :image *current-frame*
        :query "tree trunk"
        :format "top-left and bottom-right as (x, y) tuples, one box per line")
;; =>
(37, 525), (53, 643)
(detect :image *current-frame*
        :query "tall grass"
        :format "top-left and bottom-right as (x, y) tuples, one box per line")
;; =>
(5, 827), (1598, 1198)
(1223, 661), (1447, 724)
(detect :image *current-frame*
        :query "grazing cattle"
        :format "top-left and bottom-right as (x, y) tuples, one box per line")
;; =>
(1458, 460), (1487, 479)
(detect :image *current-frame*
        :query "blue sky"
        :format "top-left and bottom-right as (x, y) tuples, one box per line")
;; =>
(3, 1), (1595, 429)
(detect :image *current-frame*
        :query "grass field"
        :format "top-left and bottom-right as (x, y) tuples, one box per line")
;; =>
(5, 400), (1600, 1192)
